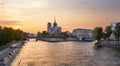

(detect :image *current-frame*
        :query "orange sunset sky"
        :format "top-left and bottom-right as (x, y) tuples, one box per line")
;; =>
(0, 0), (120, 34)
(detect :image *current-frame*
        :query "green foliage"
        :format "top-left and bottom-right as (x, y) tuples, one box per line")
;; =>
(0, 27), (13, 45)
(114, 24), (120, 40)
(13, 29), (23, 41)
(42, 31), (48, 37)
(37, 32), (41, 37)
(103, 32), (107, 39)
(37, 31), (70, 39)
(60, 32), (69, 39)
(0, 27), (1, 31)
(41, 31), (49, 37)
(94, 23), (120, 41)
(104, 26), (112, 39)
(93, 27), (103, 40)
(0, 26), (24, 46)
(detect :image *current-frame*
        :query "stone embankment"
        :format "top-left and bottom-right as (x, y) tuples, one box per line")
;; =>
(0, 41), (25, 66)
(95, 40), (120, 48)
(39, 38), (65, 42)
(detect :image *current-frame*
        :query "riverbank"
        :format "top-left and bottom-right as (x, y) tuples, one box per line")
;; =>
(0, 41), (18, 51)
(94, 40), (120, 48)
(37, 38), (66, 42)
(0, 41), (25, 66)
(11, 40), (120, 66)
(37, 38), (94, 42)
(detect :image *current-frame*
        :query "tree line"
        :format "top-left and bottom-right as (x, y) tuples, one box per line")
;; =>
(93, 23), (120, 41)
(36, 31), (75, 40)
(0, 26), (24, 46)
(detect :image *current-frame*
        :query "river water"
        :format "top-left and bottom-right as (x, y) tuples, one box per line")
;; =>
(11, 39), (120, 66)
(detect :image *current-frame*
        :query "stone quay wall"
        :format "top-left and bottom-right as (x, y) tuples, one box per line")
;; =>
(96, 40), (120, 48)
(0, 41), (25, 66)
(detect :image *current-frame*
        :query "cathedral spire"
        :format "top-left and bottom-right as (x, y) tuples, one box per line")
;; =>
(53, 17), (57, 27)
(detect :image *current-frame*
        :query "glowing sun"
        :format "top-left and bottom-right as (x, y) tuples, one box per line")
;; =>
(15, 26), (20, 29)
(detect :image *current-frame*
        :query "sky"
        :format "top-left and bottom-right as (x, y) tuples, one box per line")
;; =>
(0, 0), (120, 33)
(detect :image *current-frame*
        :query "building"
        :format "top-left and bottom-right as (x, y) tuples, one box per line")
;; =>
(111, 22), (120, 30)
(110, 22), (120, 39)
(72, 28), (93, 41)
(47, 18), (62, 34)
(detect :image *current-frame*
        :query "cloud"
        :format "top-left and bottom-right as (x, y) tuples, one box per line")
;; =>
(0, 20), (20, 25)
(0, 2), (5, 6)
(45, 0), (120, 14)
(0, 2), (6, 8)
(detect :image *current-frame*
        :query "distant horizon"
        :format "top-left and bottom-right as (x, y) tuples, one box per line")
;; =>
(0, 0), (120, 34)
(0, 21), (117, 34)
(0, 17), (119, 34)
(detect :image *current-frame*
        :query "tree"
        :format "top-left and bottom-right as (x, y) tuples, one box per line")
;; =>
(114, 24), (120, 45)
(103, 32), (107, 40)
(104, 26), (112, 39)
(60, 32), (69, 39)
(93, 27), (103, 40)
(0, 26), (24, 47)
(13, 29), (23, 41)
(0, 27), (13, 45)
(41, 31), (49, 38)
(37, 32), (41, 38)
(104, 26), (112, 44)
(0, 26), (2, 30)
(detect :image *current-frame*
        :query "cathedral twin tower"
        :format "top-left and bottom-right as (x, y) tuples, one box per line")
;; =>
(47, 18), (62, 34)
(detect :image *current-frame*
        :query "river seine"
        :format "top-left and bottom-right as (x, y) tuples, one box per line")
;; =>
(11, 39), (120, 66)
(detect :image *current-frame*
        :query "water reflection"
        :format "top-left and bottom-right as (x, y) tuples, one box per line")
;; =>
(12, 39), (120, 66)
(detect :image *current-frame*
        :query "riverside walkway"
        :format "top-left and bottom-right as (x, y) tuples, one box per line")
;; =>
(0, 41), (25, 66)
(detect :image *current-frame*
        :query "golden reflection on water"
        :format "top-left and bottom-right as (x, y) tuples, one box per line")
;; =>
(11, 39), (120, 66)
